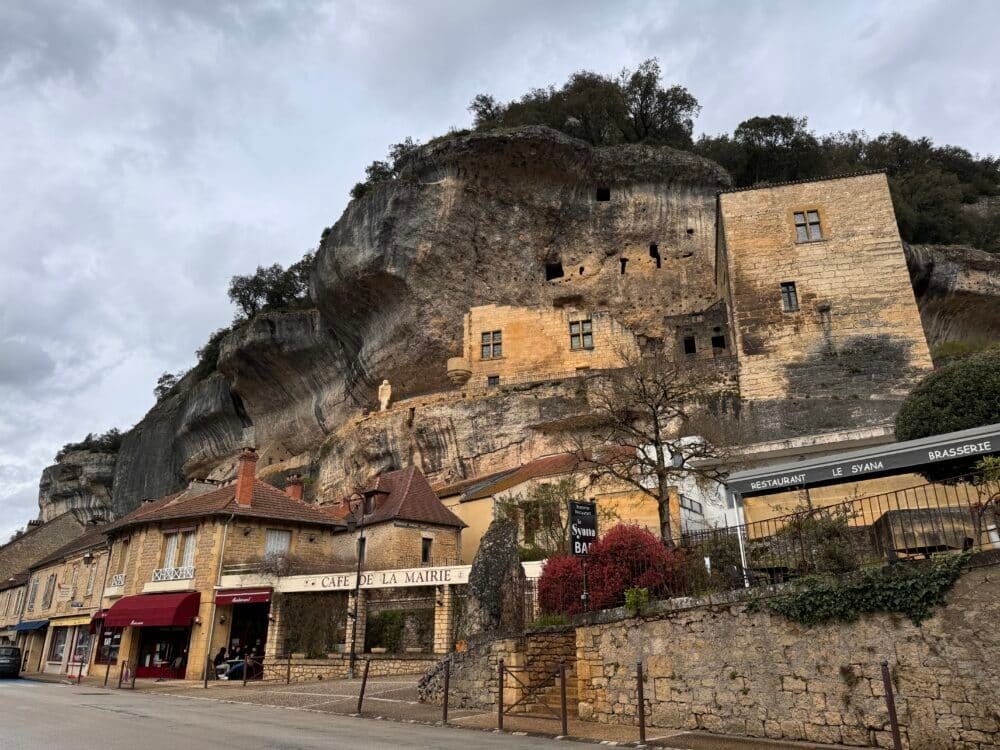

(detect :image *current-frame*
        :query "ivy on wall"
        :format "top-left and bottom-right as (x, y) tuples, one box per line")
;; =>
(763, 553), (970, 626)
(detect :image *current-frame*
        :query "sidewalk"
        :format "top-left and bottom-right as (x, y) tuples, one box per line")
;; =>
(59, 674), (860, 750)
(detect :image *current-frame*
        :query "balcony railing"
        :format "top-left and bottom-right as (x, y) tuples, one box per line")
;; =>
(110, 573), (126, 587)
(151, 566), (195, 582)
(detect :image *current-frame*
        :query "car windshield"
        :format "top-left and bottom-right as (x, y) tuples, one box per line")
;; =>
(0, 647), (16, 657)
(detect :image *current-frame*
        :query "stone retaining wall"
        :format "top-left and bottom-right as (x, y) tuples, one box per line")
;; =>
(576, 564), (999, 749)
(262, 654), (437, 683)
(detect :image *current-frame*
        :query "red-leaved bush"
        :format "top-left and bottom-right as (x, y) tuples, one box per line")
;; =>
(537, 524), (687, 615)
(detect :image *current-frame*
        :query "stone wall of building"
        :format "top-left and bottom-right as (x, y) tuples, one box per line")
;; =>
(332, 523), (461, 571)
(575, 563), (999, 749)
(262, 653), (437, 683)
(719, 173), (934, 405)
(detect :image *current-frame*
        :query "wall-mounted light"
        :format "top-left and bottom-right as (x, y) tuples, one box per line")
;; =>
(219, 614), (227, 624)
(193, 616), (202, 625)
(308, 534), (316, 543)
(82, 552), (94, 564)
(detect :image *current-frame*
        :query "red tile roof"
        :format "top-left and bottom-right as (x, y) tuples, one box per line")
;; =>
(107, 479), (344, 533)
(331, 466), (465, 529)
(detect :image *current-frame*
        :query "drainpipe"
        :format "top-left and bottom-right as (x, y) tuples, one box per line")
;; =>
(203, 513), (235, 688)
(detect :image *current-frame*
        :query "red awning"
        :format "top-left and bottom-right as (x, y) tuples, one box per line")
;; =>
(214, 588), (272, 606)
(105, 592), (201, 628)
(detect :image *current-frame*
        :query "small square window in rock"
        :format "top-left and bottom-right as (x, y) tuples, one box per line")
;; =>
(545, 261), (564, 281)
(481, 331), (502, 359)
(683, 335), (697, 355)
(711, 335), (726, 350)
(793, 210), (823, 242)
(595, 187), (611, 202)
(487, 375), (500, 388)
(570, 319), (594, 350)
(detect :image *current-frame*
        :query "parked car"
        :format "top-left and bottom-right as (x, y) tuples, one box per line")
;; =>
(0, 646), (21, 678)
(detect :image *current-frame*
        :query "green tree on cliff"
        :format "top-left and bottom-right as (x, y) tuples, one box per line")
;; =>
(227, 250), (315, 320)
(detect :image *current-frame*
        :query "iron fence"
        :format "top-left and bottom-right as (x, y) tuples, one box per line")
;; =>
(569, 472), (999, 611)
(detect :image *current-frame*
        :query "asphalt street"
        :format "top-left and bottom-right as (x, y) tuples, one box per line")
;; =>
(0, 679), (564, 750)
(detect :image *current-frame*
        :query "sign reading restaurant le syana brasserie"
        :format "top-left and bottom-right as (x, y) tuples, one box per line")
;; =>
(729, 429), (997, 496)
(276, 565), (471, 594)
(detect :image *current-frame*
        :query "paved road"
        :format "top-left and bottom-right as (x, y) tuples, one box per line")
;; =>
(0, 679), (564, 750)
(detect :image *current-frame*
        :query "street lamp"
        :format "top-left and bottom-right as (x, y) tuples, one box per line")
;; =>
(345, 492), (369, 679)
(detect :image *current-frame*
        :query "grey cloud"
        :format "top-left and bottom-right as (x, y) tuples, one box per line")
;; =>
(0, 339), (55, 388)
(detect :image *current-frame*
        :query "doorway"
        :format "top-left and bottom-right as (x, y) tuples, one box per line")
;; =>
(135, 626), (191, 679)
(228, 602), (270, 662)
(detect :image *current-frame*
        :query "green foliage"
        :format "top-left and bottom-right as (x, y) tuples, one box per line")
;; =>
(527, 613), (571, 629)
(931, 339), (995, 367)
(279, 593), (346, 658)
(774, 504), (860, 575)
(194, 326), (231, 375)
(765, 553), (970, 626)
(350, 137), (421, 200)
(154, 371), (182, 402)
(468, 58), (699, 149)
(895, 347), (1000, 442)
(56, 428), (122, 461)
(518, 546), (549, 562)
(624, 586), (650, 616)
(227, 250), (315, 320)
(365, 610), (405, 652)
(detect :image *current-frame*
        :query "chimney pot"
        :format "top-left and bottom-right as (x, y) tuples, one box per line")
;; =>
(235, 447), (258, 508)
(285, 474), (304, 501)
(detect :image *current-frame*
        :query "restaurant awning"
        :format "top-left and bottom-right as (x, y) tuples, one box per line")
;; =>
(89, 609), (108, 634)
(105, 592), (201, 628)
(214, 588), (272, 606)
(15, 619), (48, 632)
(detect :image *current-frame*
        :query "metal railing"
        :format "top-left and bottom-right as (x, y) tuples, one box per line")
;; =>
(151, 566), (195, 582)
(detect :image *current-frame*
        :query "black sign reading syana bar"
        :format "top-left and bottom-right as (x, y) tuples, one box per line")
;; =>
(570, 501), (598, 557)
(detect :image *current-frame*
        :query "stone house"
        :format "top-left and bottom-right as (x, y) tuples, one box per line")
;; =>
(16, 524), (109, 677)
(0, 511), (87, 582)
(0, 572), (27, 645)
(91, 448), (344, 683)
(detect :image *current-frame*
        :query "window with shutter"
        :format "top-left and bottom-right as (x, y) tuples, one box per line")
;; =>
(264, 529), (291, 558)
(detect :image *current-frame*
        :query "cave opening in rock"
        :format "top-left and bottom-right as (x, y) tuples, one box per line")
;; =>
(649, 243), (661, 269)
(686, 228), (695, 235)
(595, 187), (611, 202)
(545, 262), (565, 281)
(620, 258), (628, 274)
(683, 335), (697, 355)
(579, 266), (585, 275)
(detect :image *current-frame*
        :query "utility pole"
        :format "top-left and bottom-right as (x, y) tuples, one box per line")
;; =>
(347, 493), (367, 679)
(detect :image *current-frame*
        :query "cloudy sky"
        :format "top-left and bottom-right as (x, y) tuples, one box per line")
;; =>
(0, 0), (997, 541)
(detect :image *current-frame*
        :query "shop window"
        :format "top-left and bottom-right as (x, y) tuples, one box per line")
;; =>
(569, 319), (594, 350)
(421, 537), (432, 565)
(487, 375), (500, 388)
(480, 330), (502, 359)
(264, 529), (291, 558)
(545, 262), (564, 280)
(96, 628), (123, 665)
(780, 281), (800, 312)
(683, 335), (697, 355)
(48, 627), (68, 663)
(793, 210), (823, 242)
(595, 187), (611, 201)
(41, 574), (56, 609)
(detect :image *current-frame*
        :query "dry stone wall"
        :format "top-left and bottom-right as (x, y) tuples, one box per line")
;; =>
(576, 564), (999, 749)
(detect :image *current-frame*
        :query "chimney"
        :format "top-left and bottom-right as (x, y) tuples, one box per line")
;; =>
(235, 448), (258, 508)
(285, 474), (304, 501)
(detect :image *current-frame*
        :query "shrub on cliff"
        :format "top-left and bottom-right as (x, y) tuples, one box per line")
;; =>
(227, 250), (315, 320)
(537, 524), (687, 615)
(55, 428), (122, 461)
(896, 347), (1000, 442)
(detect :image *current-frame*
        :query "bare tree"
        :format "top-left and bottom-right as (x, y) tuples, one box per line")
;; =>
(571, 348), (729, 547)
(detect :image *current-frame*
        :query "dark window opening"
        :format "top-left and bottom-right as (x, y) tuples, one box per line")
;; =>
(780, 282), (799, 312)
(545, 262), (564, 281)
(683, 335), (697, 355)
(364, 494), (375, 515)
(481, 330), (502, 359)
(595, 187), (611, 202)
(357, 537), (367, 564)
(578, 266), (584, 275)
(649, 243), (661, 269)
(487, 375), (500, 388)
(686, 228), (694, 235)
(619, 258), (628, 274)
(421, 538), (432, 564)
(711, 335), (726, 349)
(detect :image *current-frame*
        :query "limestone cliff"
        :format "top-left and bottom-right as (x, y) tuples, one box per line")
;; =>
(33, 127), (1000, 522)
(37, 449), (116, 522)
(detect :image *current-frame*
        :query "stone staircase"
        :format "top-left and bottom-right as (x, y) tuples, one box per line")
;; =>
(514, 662), (577, 718)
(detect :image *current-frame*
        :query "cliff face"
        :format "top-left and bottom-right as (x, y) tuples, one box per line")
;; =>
(37, 450), (116, 522)
(34, 127), (1000, 521)
(905, 243), (1000, 347)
